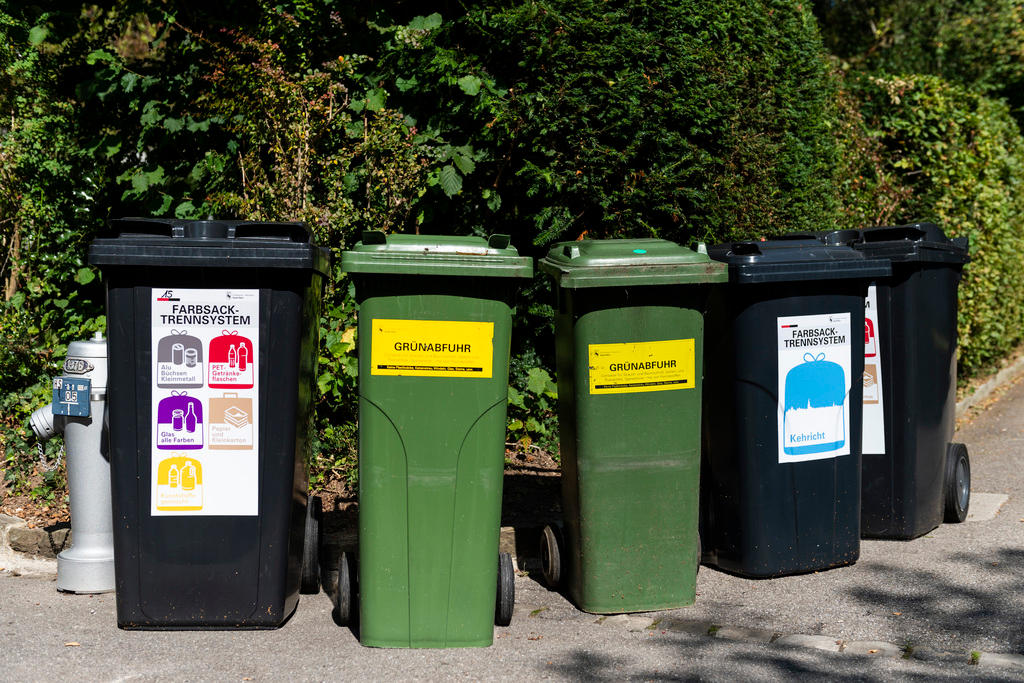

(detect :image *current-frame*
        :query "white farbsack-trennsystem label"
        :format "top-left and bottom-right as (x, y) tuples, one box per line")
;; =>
(151, 288), (260, 516)
(777, 312), (852, 463)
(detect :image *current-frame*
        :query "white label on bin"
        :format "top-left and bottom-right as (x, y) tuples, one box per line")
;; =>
(777, 312), (852, 463)
(862, 285), (886, 454)
(151, 289), (260, 516)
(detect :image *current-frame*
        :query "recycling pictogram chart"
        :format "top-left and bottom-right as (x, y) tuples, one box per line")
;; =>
(151, 289), (260, 515)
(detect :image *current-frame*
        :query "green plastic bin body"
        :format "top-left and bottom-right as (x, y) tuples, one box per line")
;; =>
(342, 233), (532, 648)
(540, 239), (727, 614)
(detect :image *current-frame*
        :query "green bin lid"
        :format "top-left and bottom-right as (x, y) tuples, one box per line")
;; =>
(538, 238), (727, 288)
(341, 231), (533, 278)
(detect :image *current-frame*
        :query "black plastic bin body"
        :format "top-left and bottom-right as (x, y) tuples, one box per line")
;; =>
(841, 224), (969, 539)
(89, 218), (327, 629)
(701, 238), (890, 578)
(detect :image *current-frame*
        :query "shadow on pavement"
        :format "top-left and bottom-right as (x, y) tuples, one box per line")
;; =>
(542, 635), (1001, 681)
(845, 545), (1024, 651)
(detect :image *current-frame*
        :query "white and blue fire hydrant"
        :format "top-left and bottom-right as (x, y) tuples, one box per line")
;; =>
(29, 332), (114, 593)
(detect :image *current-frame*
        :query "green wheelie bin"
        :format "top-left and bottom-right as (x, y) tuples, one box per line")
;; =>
(538, 239), (727, 613)
(340, 231), (532, 648)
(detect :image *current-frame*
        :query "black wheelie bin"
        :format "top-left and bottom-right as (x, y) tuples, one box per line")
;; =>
(701, 236), (890, 577)
(833, 224), (971, 537)
(89, 218), (327, 628)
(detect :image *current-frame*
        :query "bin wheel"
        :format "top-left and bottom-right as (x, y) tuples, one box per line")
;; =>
(944, 443), (971, 523)
(300, 494), (322, 594)
(540, 524), (562, 589)
(495, 552), (514, 627)
(333, 551), (354, 626)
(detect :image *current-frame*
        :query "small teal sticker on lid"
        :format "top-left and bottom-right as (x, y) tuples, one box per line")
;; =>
(632, 249), (647, 254)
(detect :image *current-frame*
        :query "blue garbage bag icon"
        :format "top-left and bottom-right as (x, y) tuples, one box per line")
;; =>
(782, 352), (847, 456)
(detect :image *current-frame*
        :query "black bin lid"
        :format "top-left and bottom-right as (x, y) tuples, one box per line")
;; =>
(88, 218), (329, 274)
(828, 223), (970, 265)
(708, 236), (891, 285)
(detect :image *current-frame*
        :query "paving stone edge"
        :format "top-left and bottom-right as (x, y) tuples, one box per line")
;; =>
(635, 617), (1023, 670)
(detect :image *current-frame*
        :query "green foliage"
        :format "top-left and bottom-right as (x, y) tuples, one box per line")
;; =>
(837, 73), (1024, 374)
(6, 1), (1024, 503)
(0, 2), (433, 495)
(367, 0), (840, 247)
(814, 1), (1024, 119)
(507, 367), (558, 460)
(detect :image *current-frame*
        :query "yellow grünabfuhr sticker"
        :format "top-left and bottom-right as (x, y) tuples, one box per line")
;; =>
(588, 339), (695, 394)
(370, 319), (495, 378)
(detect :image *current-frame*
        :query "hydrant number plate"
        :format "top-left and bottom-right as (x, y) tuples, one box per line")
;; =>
(52, 377), (91, 417)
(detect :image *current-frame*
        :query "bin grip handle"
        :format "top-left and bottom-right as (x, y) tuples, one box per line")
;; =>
(108, 218), (182, 238)
(487, 234), (511, 250)
(730, 242), (761, 256)
(233, 222), (309, 242)
(861, 223), (940, 243)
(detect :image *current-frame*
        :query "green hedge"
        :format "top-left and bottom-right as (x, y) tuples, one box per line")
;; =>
(6, 2), (1024, 502)
(368, 0), (840, 247)
(814, 0), (1024, 123)
(836, 72), (1024, 375)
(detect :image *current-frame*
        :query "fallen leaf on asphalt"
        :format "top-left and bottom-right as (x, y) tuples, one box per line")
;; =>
(892, 612), (902, 615)
(868, 649), (879, 654)
(528, 635), (543, 641)
(64, 642), (80, 647)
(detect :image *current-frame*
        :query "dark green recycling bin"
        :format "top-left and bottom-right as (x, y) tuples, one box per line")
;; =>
(341, 232), (532, 648)
(88, 218), (327, 628)
(838, 224), (971, 538)
(701, 237), (890, 578)
(538, 239), (727, 613)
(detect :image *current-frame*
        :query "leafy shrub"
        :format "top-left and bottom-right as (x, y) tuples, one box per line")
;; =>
(814, 0), (1024, 120)
(837, 72), (1024, 374)
(365, 0), (841, 247)
(0, 3), (435, 494)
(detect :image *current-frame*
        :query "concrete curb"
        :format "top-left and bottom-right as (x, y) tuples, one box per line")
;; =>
(956, 352), (1024, 419)
(0, 514), (59, 576)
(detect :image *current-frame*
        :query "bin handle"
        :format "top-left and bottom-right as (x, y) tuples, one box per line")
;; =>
(107, 218), (181, 238)
(861, 224), (933, 243)
(234, 222), (310, 242)
(487, 234), (511, 250)
(730, 242), (761, 256)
